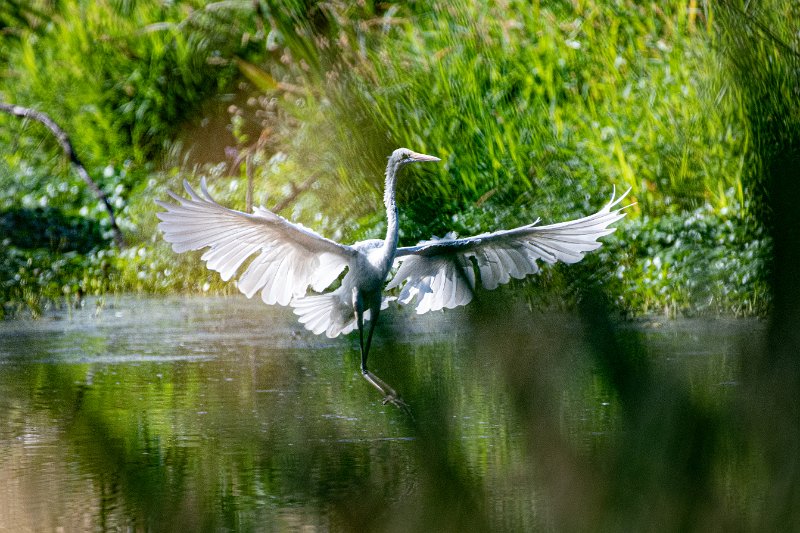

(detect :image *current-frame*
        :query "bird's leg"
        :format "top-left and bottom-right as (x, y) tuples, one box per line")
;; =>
(361, 308), (379, 374)
(361, 368), (411, 414)
(356, 308), (367, 373)
(354, 308), (410, 413)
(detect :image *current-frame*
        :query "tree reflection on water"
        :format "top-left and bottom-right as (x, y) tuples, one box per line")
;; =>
(0, 296), (774, 531)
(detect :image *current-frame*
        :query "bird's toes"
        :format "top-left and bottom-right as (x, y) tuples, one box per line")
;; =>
(383, 394), (412, 415)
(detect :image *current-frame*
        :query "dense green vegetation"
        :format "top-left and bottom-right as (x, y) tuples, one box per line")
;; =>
(0, 0), (784, 317)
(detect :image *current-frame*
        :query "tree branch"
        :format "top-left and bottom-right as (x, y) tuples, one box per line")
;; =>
(272, 173), (319, 213)
(0, 102), (126, 247)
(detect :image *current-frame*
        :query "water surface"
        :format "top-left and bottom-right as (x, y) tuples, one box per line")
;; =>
(0, 296), (763, 530)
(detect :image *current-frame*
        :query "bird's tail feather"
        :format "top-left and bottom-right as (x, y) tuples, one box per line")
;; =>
(291, 289), (357, 339)
(291, 290), (396, 339)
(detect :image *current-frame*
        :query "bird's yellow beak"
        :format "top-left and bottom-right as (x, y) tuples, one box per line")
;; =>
(408, 151), (441, 163)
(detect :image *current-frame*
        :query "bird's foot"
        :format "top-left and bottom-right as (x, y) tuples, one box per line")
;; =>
(381, 391), (411, 414)
(361, 369), (412, 415)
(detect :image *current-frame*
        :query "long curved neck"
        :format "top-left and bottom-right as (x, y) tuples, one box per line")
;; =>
(381, 159), (402, 271)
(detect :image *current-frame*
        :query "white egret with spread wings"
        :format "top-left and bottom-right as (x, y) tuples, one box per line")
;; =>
(157, 148), (630, 405)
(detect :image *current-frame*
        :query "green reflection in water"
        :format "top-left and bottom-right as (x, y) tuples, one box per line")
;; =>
(0, 296), (764, 530)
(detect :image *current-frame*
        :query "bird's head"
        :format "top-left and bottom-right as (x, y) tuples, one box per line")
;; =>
(390, 148), (441, 167)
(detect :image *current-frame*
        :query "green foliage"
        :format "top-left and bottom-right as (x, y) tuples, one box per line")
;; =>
(0, 0), (782, 318)
(0, 0), (266, 239)
(0, 207), (104, 253)
(479, 193), (771, 319)
(603, 202), (771, 316)
(258, 0), (748, 242)
(716, 0), (800, 222)
(0, 0), (268, 314)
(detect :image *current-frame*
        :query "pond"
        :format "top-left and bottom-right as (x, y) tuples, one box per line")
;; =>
(0, 296), (767, 530)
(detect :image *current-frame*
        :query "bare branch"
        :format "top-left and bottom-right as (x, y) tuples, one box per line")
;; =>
(0, 102), (126, 247)
(272, 173), (319, 213)
(245, 153), (254, 212)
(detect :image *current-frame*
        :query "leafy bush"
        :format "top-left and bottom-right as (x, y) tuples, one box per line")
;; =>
(605, 199), (770, 316)
(0, 0), (778, 318)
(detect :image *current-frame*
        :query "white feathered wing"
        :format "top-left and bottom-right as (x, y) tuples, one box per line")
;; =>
(386, 188), (631, 314)
(156, 180), (359, 336)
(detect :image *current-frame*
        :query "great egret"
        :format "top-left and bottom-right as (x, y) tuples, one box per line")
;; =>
(157, 148), (630, 405)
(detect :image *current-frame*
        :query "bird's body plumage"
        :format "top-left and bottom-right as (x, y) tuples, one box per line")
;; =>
(157, 147), (631, 396)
